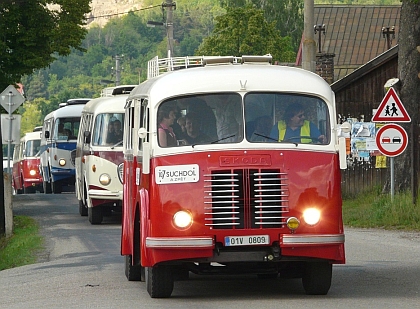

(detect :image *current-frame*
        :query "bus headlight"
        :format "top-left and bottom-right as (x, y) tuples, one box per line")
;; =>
(286, 217), (300, 231)
(29, 169), (37, 176)
(99, 173), (111, 186)
(303, 208), (321, 225)
(59, 159), (66, 166)
(173, 210), (192, 229)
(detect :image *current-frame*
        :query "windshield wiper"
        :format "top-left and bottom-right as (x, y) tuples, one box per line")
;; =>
(210, 134), (236, 144)
(110, 140), (123, 149)
(253, 133), (278, 142)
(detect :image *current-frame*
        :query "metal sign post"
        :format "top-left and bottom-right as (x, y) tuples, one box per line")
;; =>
(0, 85), (25, 173)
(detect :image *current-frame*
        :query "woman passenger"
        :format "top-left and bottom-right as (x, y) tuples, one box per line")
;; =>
(158, 105), (177, 147)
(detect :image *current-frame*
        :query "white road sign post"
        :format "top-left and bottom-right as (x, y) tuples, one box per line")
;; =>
(0, 85), (25, 174)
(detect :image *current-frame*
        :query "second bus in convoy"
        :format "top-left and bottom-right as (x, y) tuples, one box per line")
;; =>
(121, 55), (349, 298)
(12, 129), (43, 194)
(40, 98), (91, 194)
(75, 85), (135, 224)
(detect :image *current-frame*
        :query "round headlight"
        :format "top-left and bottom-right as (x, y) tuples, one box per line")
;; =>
(303, 208), (321, 225)
(173, 210), (192, 229)
(29, 169), (36, 176)
(286, 217), (300, 231)
(99, 173), (111, 186)
(59, 159), (66, 166)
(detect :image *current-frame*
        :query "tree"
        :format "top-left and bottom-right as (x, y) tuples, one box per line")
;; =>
(219, 0), (304, 51)
(196, 6), (295, 62)
(0, 0), (91, 90)
(395, 0), (420, 194)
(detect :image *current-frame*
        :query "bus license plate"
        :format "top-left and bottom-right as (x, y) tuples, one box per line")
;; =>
(224, 235), (270, 246)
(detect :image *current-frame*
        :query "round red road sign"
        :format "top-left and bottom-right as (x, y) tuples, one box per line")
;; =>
(375, 123), (408, 157)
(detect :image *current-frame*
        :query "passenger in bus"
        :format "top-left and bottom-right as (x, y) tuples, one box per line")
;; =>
(106, 121), (114, 144)
(269, 103), (326, 144)
(57, 123), (70, 139)
(176, 116), (187, 139)
(158, 105), (178, 147)
(107, 120), (123, 144)
(207, 94), (242, 143)
(186, 98), (218, 140)
(183, 112), (211, 145)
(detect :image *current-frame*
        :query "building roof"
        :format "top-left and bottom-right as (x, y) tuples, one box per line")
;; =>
(301, 5), (401, 81)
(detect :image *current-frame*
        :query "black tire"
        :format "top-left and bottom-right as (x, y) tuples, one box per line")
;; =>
(124, 255), (144, 281)
(88, 206), (103, 224)
(43, 181), (52, 194)
(146, 265), (174, 298)
(23, 186), (35, 194)
(302, 262), (332, 295)
(79, 200), (88, 216)
(51, 180), (62, 194)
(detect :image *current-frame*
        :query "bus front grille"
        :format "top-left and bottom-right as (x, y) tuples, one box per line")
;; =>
(204, 169), (289, 229)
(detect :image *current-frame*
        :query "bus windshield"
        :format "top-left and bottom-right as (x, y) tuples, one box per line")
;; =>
(54, 118), (80, 140)
(157, 92), (329, 147)
(25, 139), (41, 157)
(92, 113), (125, 146)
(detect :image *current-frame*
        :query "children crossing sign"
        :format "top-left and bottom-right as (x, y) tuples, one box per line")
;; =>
(371, 87), (411, 123)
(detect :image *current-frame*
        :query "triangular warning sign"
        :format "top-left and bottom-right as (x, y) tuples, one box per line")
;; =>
(371, 88), (411, 122)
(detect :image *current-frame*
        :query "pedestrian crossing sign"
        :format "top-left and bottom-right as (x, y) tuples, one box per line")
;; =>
(371, 87), (411, 122)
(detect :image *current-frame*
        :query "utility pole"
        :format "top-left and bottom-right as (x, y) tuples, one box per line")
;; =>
(112, 55), (123, 86)
(164, 0), (175, 57)
(302, 0), (316, 72)
(382, 26), (395, 50)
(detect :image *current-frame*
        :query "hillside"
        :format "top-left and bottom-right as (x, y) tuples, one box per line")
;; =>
(86, 0), (142, 27)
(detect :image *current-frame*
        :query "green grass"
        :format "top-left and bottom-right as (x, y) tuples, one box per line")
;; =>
(0, 216), (44, 271)
(343, 187), (420, 231)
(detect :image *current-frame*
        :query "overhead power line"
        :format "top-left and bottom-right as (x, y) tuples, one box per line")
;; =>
(86, 4), (161, 21)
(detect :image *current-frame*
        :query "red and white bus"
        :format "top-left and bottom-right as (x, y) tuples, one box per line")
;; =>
(121, 55), (348, 298)
(75, 85), (135, 224)
(12, 130), (43, 194)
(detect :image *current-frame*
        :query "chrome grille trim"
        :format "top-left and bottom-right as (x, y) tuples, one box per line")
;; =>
(204, 169), (289, 229)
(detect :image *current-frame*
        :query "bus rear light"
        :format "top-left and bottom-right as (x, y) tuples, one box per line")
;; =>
(303, 208), (321, 226)
(99, 173), (111, 186)
(173, 210), (193, 229)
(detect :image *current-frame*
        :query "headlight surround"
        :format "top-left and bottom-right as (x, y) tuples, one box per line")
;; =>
(303, 208), (321, 226)
(58, 159), (66, 166)
(173, 210), (193, 229)
(99, 173), (111, 186)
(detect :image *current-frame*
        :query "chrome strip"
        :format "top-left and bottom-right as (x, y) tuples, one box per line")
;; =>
(282, 234), (345, 245)
(145, 237), (214, 248)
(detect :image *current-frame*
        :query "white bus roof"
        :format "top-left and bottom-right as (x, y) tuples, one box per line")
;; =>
(82, 94), (129, 115)
(44, 103), (87, 121)
(129, 58), (334, 106)
(21, 131), (41, 142)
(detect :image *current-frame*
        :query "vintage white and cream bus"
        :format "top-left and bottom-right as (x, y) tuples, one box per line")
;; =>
(75, 85), (135, 224)
(121, 55), (348, 298)
(40, 98), (91, 194)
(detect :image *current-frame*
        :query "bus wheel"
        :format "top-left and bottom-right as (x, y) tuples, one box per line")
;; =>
(146, 265), (174, 298)
(124, 255), (144, 281)
(88, 206), (103, 224)
(24, 186), (35, 194)
(79, 200), (88, 216)
(51, 181), (62, 194)
(43, 181), (52, 194)
(302, 262), (332, 295)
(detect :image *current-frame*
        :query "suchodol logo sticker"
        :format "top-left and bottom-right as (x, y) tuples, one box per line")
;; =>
(155, 164), (199, 184)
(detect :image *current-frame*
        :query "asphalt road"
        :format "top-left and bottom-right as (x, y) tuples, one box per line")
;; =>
(1, 193), (420, 308)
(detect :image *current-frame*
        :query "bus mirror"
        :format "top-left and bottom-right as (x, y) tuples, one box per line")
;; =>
(138, 127), (147, 139)
(44, 131), (50, 139)
(142, 142), (150, 174)
(338, 137), (347, 169)
(340, 121), (351, 134)
(83, 131), (91, 144)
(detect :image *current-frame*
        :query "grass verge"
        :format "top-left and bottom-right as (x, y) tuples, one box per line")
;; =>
(0, 215), (44, 271)
(343, 187), (420, 231)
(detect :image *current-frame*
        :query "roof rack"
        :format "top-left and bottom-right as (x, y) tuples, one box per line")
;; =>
(147, 54), (272, 79)
(101, 85), (136, 97)
(67, 98), (91, 105)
